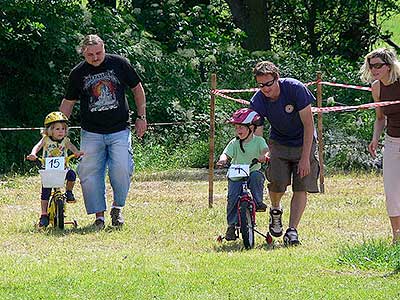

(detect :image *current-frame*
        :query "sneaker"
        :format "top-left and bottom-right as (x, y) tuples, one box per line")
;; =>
(110, 207), (124, 227)
(93, 218), (105, 230)
(269, 208), (283, 237)
(39, 214), (49, 228)
(256, 202), (267, 212)
(225, 225), (237, 241)
(65, 191), (76, 203)
(283, 227), (300, 246)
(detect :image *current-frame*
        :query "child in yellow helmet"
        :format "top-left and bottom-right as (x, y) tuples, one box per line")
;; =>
(26, 111), (84, 227)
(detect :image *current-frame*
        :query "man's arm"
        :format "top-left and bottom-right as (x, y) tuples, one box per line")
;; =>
(298, 104), (314, 178)
(59, 99), (77, 118)
(131, 82), (146, 117)
(131, 82), (147, 138)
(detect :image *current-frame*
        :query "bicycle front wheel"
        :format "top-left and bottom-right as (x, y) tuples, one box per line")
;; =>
(56, 198), (64, 230)
(240, 201), (255, 249)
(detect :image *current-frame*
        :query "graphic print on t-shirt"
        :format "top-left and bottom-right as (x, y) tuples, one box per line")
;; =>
(83, 70), (120, 112)
(43, 138), (67, 158)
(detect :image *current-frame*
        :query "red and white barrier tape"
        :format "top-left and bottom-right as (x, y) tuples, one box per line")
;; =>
(305, 81), (317, 86)
(211, 89), (400, 113)
(318, 81), (371, 91)
(215, 81), (317, 94)
(212, 90), (250, 105)
(212, 80), (370, 95)
(312, 100), (400, 113)
(216, 88), (259, 94)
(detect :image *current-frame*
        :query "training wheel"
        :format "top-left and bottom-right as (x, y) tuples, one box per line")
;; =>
(266, 232), (273, 245)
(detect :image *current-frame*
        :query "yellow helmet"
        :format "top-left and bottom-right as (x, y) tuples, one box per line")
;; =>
(44, 111), (68, 127)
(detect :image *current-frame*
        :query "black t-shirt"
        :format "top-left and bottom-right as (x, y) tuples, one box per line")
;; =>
(65, 54), (141, 134)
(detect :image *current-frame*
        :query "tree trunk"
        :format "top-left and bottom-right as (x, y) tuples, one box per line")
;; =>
(304, 0), (318, 56)
(182, 0), (210, 10)
(88, 0), (117, 8)
(226, 0), (271, 51)
(338, 4), (370, 60)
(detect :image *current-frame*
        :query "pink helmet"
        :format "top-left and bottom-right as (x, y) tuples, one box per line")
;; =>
(228, 108), (262, 126)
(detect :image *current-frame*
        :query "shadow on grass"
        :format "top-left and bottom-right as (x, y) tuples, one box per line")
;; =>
(28, 223), (123, 236)
(133, 168), (227, 182)
(383, 268), (400, 278)
(213, 240), (286, 252)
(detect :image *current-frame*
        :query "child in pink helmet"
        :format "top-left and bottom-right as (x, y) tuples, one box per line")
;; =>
(217, 108), (269, 241)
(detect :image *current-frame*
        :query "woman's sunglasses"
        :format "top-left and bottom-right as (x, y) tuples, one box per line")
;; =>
(368, 62), (387, 69)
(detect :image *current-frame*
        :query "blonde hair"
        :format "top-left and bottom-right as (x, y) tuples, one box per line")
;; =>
(77, 34), (104, 54)
(360, 47), (400, 84)
(42, 121), (68, 138)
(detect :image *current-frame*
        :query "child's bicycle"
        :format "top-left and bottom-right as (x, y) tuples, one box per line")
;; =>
(217, 159), (272, 249)
(36, 154), (78, 230)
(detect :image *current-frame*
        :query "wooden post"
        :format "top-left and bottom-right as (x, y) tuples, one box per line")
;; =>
(316, 72), (325, 193)
(208, 74), (217, 208)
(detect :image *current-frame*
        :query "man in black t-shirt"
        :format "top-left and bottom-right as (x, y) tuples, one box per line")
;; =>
(60, 34), (147, 229)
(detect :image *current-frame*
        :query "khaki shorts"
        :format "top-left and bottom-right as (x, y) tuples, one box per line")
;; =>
(266, 139), (319, 193)
(383, 134), (400, 217)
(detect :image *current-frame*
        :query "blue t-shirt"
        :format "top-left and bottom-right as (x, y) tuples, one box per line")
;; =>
(250, 78), (315, 147)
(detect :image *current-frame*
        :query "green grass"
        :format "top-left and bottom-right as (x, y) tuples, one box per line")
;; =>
(338, 239), (400, 271)
(0, 171), (400, 299)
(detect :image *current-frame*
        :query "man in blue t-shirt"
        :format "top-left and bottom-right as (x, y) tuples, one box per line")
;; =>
(250, 61), (319, 246)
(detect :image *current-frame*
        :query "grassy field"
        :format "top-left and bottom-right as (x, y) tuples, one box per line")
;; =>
(0, 170), (399, 299)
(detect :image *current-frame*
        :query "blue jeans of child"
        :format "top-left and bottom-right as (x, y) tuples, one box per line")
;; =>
(226, 170), (265, 226)
(78, 128), (134, 214)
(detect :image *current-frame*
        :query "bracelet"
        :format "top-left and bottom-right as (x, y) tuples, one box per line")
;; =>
(137, 115), (146, 120)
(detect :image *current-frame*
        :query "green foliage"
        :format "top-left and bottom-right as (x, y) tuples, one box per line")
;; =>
(0, 0), (211, 173)
(0, 0), (86, 173)
(338, 239), (400, 271)
(1, 0), (397, 174)
(267, 0), (400, 59)
(324, 128), (381, 172)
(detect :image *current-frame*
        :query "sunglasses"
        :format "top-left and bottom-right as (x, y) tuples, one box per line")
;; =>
(257, 78), (276, 88)
(368, 62), (387, 69)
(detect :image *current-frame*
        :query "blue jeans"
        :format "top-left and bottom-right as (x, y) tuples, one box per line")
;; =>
(226, 170), (265, 226)
(78, 129), (134, 214)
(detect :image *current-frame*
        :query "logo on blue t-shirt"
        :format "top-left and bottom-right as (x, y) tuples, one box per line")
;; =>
(285, 104), (294, 113)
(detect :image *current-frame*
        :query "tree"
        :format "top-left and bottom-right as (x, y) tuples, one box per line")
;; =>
(225, 0), (271, 51)
(88, 0), (117, 8)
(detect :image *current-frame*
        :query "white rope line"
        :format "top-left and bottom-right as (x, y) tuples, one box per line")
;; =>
(0, 121), (204, 132)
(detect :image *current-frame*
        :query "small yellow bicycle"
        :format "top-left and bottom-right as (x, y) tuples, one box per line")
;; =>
(37, 154), (78, 230)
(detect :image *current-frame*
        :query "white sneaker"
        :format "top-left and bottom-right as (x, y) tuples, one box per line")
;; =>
(269, 208), (283, 237)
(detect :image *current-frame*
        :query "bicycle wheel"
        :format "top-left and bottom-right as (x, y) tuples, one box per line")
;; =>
(240, 201), (255, 249)
(56, 198), (64, 230)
